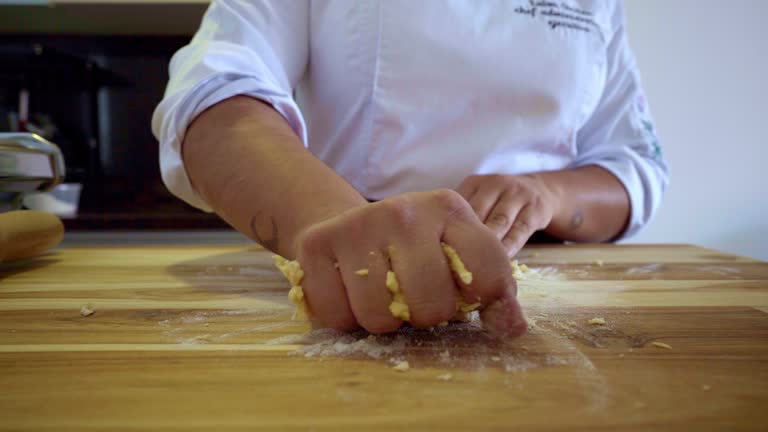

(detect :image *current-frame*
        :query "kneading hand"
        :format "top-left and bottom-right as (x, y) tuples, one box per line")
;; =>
(291, 189), (527, 337)
(456, 174), (560, 257)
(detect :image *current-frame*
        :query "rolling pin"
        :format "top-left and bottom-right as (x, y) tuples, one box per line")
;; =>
(0, 210), (64, 262)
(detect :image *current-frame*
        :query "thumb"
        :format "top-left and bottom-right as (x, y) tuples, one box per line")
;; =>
(480, 284), (527, 338)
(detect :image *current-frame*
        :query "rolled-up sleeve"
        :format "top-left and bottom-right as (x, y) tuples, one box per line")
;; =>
(151, 0), (309, 211)
(573, 4), (670, 240)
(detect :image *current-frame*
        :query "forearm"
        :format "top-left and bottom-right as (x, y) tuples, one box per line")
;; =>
(182, 96), (367, 258)
(530, 165), (630, 242)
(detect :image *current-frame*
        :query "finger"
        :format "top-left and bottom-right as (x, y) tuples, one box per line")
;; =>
(388, 237), (457, 328)
(484, 190), (527, 240)
(455, 176), (478, 201)
(442, 210), (527, 337)
(337, 247), (403, 334)
(442, 208), (517, 303)
(466, 185), (502, 223)
(501, 204), (543, 257)
(297, 247), (357, 331)
(481, 289), (528, 338)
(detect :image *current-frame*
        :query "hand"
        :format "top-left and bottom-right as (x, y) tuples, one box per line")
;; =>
(292, 189), (526, 337)
(456, 174), (560, 257)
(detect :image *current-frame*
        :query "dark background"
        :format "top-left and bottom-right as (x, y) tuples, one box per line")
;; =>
(1, 3), (227, 229)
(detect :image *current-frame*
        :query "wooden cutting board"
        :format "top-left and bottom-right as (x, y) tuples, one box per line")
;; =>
(0, 244), (766, 431)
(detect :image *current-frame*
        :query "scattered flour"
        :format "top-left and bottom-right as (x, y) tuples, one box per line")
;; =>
(588, 317), (607, 326)
(392, 360), (410, 372)
(626, 264), (662, 275)
(163, 258), (608, 406)
(280, 330), (408, 360)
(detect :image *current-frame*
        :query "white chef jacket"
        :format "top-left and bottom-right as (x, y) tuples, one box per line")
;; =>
(152, 0), (669, 239)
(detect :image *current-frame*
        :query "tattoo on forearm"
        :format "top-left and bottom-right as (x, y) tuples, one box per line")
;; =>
(250, 213), (280, 252)
(570, 209), (584, 230)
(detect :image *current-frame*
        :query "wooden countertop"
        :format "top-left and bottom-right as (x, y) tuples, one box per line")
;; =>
(1, 244), (766, 431)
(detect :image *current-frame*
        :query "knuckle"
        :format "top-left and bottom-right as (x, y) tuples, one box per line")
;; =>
(382, 196), (417, 227)
(487, 212), (511, 227)
(504, 182), (520, 195)
(296, 224), (328, 256)
(432, 189), (470, 217)
(511, 219), (532, 233)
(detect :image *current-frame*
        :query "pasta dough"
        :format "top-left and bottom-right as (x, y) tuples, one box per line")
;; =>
(441, 243), (473, 285)
(273, 255), (308, 319)
(510, 260), (532, 280)
(274, 242), (478, 324)
(386, 270), (411, 321)
(392, 360), (410, 372)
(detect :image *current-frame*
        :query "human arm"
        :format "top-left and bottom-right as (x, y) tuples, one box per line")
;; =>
(457, 3), (668, 255)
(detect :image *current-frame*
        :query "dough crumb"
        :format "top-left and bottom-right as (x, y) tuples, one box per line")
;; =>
(354, 268), (369, 276)
(388, 301), (410, 321)
(490, 356), (502, 362)
(80, 305), (94, 317)
(510, 260), (532, 280)
(457, 300), (481, 313)
(437, 373), (453, 381)
(701, 384), (711, 391)
(594, 259), (604, 266)
(618, 353), (625, 358)
(392, 360), (410, 372)
(386, 271), (410, 321)
(203, 322), (210, 327)
(385, 270), (398, 294)
(274, 255), (308, 319)
(588, 317), (607, 325)
(437, 321), (449, 327)
(651, 341), (672, 349)
(441, 243), (473, 285)
(273, 255), (304, 286)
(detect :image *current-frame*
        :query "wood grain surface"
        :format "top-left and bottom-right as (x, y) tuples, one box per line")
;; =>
(0, 243), (766, 431)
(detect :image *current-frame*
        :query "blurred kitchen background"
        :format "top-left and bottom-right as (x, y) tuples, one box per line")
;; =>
(1, 0), (766, 259)
(0, 0), (227, 232)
